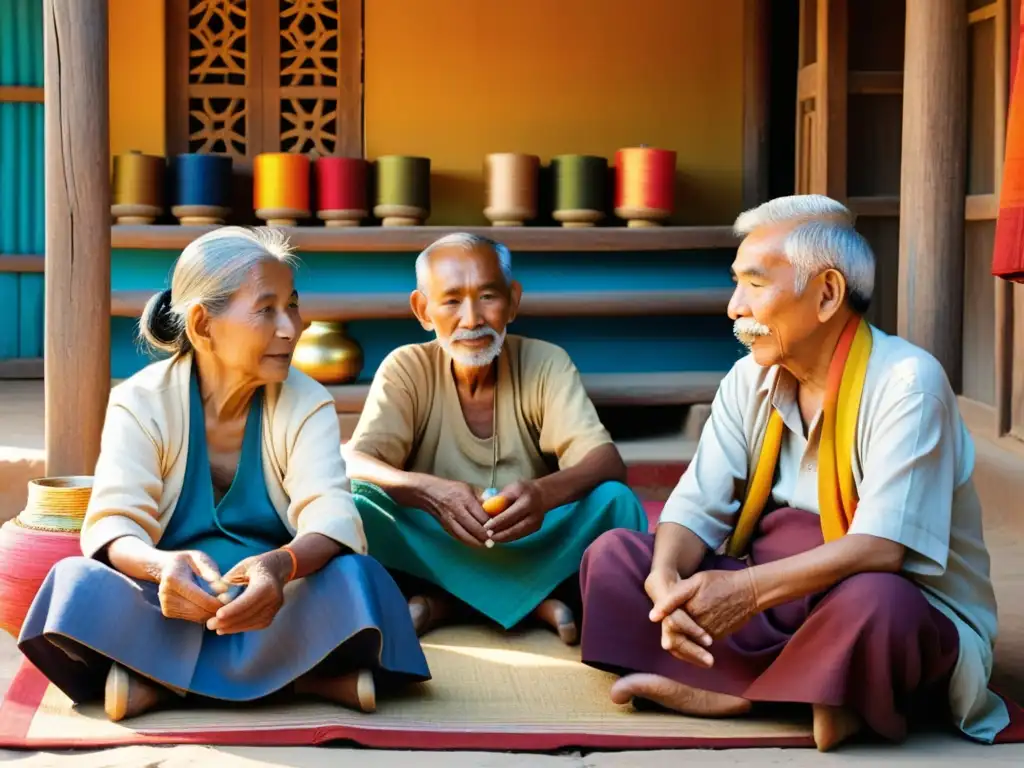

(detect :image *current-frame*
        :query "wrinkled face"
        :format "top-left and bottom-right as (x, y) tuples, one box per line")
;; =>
(412, 245), (521, 368)
(201, 259), (302, 383)
(727, 224), (831, 368)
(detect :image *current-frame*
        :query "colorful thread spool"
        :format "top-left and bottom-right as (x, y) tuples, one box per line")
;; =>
(373, 156), (430, 227)
(0, 476), (93, 639)
(111, 151), (165, 225)
(614, 146), (676, 227)
(171, 153), (233, 225)
(255, 153), (311, 226)
(315, 157), (369, 227)
(484, 153), (539, 227)
(552, 155), (608, 228)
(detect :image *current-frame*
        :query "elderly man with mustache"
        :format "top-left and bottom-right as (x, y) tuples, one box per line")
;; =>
(344, 232), (647, 643)
(578, 195), (1005, 752)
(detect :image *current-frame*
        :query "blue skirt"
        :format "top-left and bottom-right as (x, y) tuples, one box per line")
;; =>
(17, 554), (431, 704)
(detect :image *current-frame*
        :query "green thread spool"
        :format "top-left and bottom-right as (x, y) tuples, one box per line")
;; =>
(551, 155), (607, 228)
(374, 155), (431, 226)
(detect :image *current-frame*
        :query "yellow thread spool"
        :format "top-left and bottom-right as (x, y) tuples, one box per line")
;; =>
(254, 153), (311, 226)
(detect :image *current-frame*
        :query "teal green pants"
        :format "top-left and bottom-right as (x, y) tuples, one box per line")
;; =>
(351, 480), (648, 629)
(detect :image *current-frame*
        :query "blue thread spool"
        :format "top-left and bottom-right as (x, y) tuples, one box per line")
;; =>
(170, 153), (233, 225)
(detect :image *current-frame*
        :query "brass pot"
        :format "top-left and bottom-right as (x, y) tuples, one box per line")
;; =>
(292, 322), (364, 384)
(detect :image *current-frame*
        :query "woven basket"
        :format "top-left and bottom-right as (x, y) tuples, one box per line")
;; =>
(0, 476), (93, 638)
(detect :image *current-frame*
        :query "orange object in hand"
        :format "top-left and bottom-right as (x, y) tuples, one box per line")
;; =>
(482, 495), (509, 516)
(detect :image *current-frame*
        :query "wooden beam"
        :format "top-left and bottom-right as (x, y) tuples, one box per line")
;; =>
(43, 0), (111, 476)
(968, 5), (999, 25)
(0, 358), (44, 379)
(111, 225), (740, 253)
(0, 255), (45, 273)
(742, 0), (770, 209)
(899, 0), (968, 388)
(111, 288), (735, 321)
(965, 193), (1000, 221)
(338, 0), (364, 157)
(0, 86), (44, 103)
(994, 0), (1011, 436)
(848, 71), (904, 95)
(814, 0), (848, 200)
(327, 371), (727, 413)
(797, 63), (819, 102)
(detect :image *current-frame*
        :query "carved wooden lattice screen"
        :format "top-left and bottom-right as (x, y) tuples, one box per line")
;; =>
(165, 0), (363, 163)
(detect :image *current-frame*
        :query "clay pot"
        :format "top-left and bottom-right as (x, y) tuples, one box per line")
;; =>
(292, 322), (364, 384)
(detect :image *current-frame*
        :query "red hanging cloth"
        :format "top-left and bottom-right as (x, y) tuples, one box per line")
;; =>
(993, 0), (1024, 282)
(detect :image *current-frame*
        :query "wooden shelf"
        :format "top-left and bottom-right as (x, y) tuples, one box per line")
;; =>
(0, 255), (45, 273)
(848, 71), (903, 96)
(965, 193), (999, 221)
(0, 86), (43, 103)
(111, 224), (738, 253)
(329, 371), (725, 413)
(0, 358), (44, 379)
(111, 288), (733, 321)
(848, 196), (900, 217)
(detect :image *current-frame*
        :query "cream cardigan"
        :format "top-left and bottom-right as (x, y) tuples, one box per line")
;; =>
(80, 353), (366, 560)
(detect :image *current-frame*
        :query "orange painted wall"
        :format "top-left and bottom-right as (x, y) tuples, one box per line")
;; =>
(105, 0), (746, 225)
(364, 0), (746, 226)
(108, 0), (164, 158)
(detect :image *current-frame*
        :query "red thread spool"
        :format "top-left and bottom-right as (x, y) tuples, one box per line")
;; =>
(0, 521), (82, 638)
(315, 157), (370, 227)
(614, 147), (677, 227)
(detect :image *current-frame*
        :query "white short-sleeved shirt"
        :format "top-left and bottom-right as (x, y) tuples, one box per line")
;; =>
(661, 326), (1006, 743)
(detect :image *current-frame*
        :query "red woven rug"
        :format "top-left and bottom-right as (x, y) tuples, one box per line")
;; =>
(2, 471), (1023, 751)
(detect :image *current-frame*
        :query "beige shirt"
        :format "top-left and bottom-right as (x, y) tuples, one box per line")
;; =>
(346, 335), (612, 489)
(80, 353), (367, 560)
(661, 326), (1006, 742)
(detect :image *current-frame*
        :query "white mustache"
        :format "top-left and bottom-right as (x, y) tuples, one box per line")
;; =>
(451, 327), (500, 342)
(733, 318), (771, 347)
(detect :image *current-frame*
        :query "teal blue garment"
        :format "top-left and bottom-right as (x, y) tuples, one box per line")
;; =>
(352, 479), (648, 629)
(159, 366), (291, 573)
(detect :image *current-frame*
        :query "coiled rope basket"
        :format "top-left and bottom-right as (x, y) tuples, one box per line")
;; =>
(0, 476), (92, 638)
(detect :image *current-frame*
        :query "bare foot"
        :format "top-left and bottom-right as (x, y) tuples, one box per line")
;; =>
(104, 663), (170, 722)
(812, 704), (863, 751)
(408, 594), (454, 637)
(610, 673), (752, 717)
(295, 669), (376, 713)
(532, 598), (578, 645)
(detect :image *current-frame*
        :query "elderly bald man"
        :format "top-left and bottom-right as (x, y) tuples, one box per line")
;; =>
(344, 232), (647, 643)
(579, 195), (1005, 751)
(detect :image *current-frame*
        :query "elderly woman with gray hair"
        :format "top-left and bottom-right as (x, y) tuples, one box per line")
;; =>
(17, 227), (430, 722)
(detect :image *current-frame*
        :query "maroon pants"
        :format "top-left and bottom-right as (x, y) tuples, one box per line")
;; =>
(579, 507), (960, 742)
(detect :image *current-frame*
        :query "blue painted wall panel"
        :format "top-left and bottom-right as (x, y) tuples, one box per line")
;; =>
(111, 248), (737, 294)
(109, 246), (744, 382)
(112, 314), (744, 382)
(0, 0), (44, 360)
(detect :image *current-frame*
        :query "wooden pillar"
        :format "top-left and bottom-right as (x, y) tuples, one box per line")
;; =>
(43, 0), (110, 476)
(898, 0), (967, 388)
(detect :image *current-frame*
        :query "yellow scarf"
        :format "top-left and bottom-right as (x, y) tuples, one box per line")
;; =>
(725, 316), (873, 557)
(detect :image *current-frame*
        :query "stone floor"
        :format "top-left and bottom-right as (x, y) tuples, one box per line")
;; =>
(2, 383), (1024, 765)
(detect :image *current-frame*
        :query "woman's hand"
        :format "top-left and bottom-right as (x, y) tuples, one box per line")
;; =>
(157, 550), (226, 624)
(206, 550), (292, 635)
